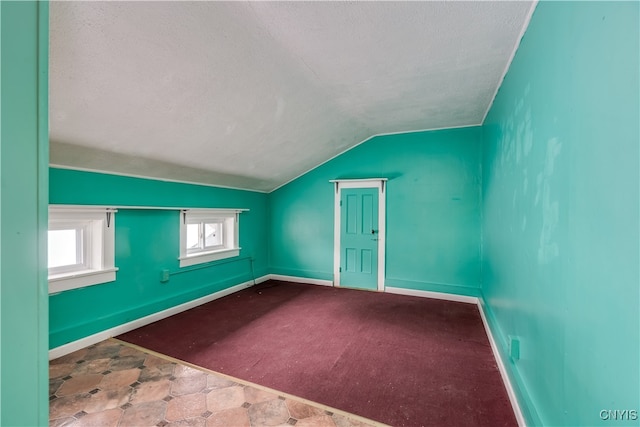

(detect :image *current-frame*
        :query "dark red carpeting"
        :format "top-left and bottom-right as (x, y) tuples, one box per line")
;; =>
(118, 281), (516, 427)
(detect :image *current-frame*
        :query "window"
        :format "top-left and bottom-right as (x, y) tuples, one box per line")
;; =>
(48, 206), (118, 294)
(48, 224), (87, 275)
(179, 210), (241, 267)
(186, 221), (224, 253)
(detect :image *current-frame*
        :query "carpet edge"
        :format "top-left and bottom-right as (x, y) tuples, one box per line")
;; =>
(49, 275), (270, 360)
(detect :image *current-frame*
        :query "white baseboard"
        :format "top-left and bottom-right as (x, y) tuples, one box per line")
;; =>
(477, 301), (526, 427)
(267, 274), (333, 287)
(49, 275), (270, 360)
(254, 275), (271, 285)
(385, 286), (478, 304)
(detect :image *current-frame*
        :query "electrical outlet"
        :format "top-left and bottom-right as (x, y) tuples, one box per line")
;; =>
(508, 335), (520, 361)
(160, 269), (170, 283)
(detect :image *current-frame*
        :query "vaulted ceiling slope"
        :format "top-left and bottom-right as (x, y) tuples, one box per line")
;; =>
(50, 1), (535, 192)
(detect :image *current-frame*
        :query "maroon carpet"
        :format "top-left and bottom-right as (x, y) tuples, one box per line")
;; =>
(118, 281), (516, 427)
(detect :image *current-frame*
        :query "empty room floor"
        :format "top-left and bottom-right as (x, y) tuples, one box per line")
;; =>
(49, 339), (380, 427)
(50, 281), (516, 426)
(118, 281), (516, 426)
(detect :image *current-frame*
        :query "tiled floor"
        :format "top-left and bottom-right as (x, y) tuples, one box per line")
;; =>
(50, 339), (383, 427)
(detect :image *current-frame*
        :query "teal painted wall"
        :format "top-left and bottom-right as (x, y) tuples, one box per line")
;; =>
(0, 1), (49, 425)
(49, 168), (269, 348)
(269, 128), (482, 296)
(482, 2), (639, 426)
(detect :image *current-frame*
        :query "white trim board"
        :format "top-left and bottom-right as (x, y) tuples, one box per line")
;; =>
(268, 274), (333, 287)
(49, 275), (270, 360)
(477, 301), (526, 427)
(329, 178), (388, 184)
(49, 204), (249, 212)
(384, 286), (478, 304)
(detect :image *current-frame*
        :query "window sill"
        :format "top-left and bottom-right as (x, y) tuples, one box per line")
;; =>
(48, 268), (118, 294)
(179, 248), (240, 268)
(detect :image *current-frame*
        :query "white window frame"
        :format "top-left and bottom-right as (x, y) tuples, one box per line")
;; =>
(186, 220), (225, 254)
(48, 206), (118, 294)
(179, 209), (242, 267)
(48, 221), (88, 275)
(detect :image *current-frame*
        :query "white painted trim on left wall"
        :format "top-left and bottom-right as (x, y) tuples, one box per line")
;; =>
(49, 275), (270, 360)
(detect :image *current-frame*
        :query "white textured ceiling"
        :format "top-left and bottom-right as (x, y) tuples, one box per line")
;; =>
(50, 1), (535, 192)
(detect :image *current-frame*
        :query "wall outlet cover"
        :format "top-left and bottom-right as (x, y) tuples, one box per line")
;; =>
(508, 335), (520, 361)
(160, 269), (170, 283)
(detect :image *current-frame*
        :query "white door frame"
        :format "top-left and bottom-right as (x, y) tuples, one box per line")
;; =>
(331, 178), (387, 291)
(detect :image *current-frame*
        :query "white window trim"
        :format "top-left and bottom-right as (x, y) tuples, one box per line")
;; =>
(48, 206), (118, 294)
(48, 221), (88, 275)
(179, 209), (243, 268)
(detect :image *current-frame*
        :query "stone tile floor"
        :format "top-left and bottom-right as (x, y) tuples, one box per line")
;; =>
(50, 339), (384, 427)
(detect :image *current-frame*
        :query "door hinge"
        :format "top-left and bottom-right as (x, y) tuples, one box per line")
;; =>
(339, 267), (342, 272)
(340, 200), (342, 207)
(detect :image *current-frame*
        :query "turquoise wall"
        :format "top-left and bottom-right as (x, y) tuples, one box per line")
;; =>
(49, 168), (269, 348)
(269, 128), (482, 296)
(0, 1), (49, 425)
(20, 2), (637, 425)
(482, 2), (639, 426)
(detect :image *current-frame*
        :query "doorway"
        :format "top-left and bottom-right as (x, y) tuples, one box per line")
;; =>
(332, 179), (386, 291)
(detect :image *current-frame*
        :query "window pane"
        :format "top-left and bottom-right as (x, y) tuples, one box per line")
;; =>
(48, 229), (80, 268)
(186, 223), (201, 250)
(204, 223), (223, 248)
